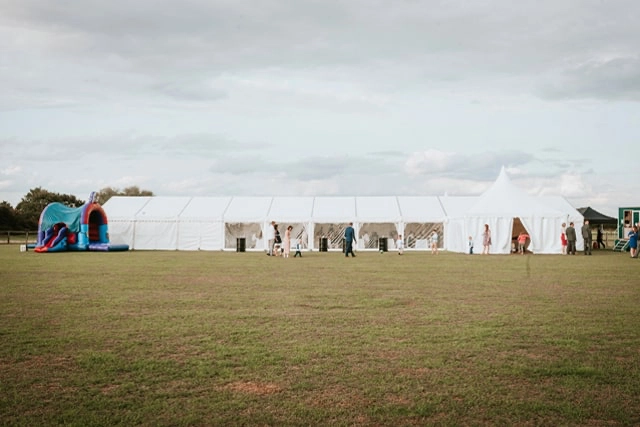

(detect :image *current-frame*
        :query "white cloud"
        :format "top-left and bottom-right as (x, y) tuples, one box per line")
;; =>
(405, 150), (457, 176)
(1, 0), (639, 218)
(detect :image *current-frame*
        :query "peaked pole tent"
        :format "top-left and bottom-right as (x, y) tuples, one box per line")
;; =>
(577, 207), (618, 228)
(446, 168), (584, 254)
(34, 192), (129, 252)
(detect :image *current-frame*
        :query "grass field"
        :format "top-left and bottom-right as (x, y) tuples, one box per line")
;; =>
(1, 245), (639, 426)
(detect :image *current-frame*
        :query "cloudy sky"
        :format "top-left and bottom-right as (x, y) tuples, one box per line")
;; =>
(1, 0), (639, 216)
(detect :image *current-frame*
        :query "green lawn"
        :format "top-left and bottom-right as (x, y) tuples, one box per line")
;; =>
(1, 246), (639, 426)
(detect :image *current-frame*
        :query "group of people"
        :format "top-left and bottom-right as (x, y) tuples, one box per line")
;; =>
(343, 224), (440, 257)
(560, 220), (594, 255)
(265, 221), (302, 258)
(266, 221), (628, 256)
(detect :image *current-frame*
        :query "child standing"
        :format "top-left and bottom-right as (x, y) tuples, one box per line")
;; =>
(396, 234), (404, 255)
(517, 231), (530, 255)
(294, 239), (303, 257)
(430, 230), (439, 254)
(468, 236), (474, 254)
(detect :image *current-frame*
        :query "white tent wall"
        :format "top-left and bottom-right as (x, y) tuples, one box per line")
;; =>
(440, 197), (478, 252)
(134, 197), (192, 250)
(177, 197), (231, 251)
(539, 196), (585, 251)
(102, 196), (153, 249)
(520, 216), (564, 254)
(178, 221), (223, 250)
(463, 217), (512, 254)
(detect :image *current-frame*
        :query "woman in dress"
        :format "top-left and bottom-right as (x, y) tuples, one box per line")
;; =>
(561, 222), (567, 255)
(430, 230), (439, 254)
(273, 224), (282, 256)
(628, 226), (638, 258)
(482, 224), (491, 255)
(283, 225), (293, 258)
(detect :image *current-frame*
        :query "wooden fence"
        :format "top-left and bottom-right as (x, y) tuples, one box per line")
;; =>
(0, 231), (38, 245)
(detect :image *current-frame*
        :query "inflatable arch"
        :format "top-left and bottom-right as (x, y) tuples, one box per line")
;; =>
(34, 192), (129, 253)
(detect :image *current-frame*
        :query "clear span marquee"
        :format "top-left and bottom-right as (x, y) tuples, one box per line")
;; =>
(102, 169), (584, 254)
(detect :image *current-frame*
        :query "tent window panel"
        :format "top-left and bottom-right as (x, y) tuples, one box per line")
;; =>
(403, 223), (442, 248)
(359, 223), (397, 249)
(277, 223), (309, 249)
(293, 224), (309, 249)
(224, 223), (262, 249)
(313, 223), (347, 249)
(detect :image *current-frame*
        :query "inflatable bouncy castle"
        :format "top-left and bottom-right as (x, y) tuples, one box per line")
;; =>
(34, 192), (129, 253)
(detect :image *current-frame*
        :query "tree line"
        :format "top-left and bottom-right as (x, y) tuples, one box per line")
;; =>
(0, 186), (153, 231)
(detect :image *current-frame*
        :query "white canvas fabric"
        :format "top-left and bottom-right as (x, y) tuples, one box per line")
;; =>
(102, 196), (152, 248)
(177, 197), (231, 250)
(134, 197), (192, 250)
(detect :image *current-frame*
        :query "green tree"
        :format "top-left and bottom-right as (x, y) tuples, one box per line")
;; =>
(97, 186), (154, 204)
(15, 188), (85, 230)
(0, 201), (17, 231)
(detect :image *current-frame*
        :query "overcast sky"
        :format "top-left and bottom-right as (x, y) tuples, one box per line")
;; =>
(1, 0), (639, 216)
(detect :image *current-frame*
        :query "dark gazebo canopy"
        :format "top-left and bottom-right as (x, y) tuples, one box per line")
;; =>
(577, 207), (618, 227)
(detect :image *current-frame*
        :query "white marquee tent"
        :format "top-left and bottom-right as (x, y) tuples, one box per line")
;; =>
(445, 168), (583, 254)
(102, 169), (584, 254)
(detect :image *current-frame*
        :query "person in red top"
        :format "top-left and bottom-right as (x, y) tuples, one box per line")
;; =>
(560, 222), (567, 255)
(517, 231), (530, 255)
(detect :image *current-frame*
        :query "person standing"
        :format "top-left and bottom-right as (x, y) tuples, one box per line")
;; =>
(565, 222), (577, 255)
(396, 234), (404, 255)
(628, 226), (638, 258)
(283, 225), (292, 258)
(597, 226), (605, 249)
(468, 236), (474, 255)
(294, 239), (303, 257)
(344, 222), (357, 257)
(581, 220), (592, 255)
(273, 224), (282, 256)
(482, 224), (491, 255)
(561, 223), (568, 255)
(430, 230), (439, 254)
(517, 231), (530, 255)
(266, 221), (275, 256)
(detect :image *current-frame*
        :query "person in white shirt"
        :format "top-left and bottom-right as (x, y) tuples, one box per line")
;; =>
(430, 231), (439, 254)
(396, 234), (404, 255)
(266, 221), (275, 256)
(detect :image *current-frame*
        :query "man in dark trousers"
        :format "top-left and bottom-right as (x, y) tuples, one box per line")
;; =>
(344, 222), (357, 257)
(581, 219), (592, 255)
(565, 222), (577, 255)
